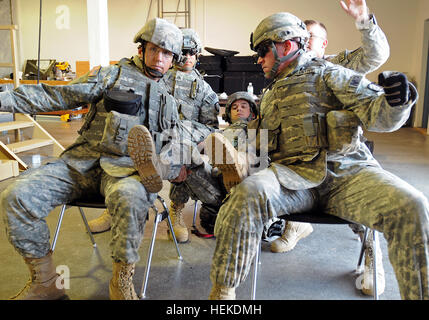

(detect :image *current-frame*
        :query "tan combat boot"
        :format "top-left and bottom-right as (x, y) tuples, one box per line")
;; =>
(128, 125), (164, 193)
(270, 221), (313, 253)
(205, 132), (248, 192)
(88, 209), (112, 233)
(208, 284), (236, 300)
(360, 231), (385, 296)
(10, 251), (66, 300)
(109, 261), (139, 300)
(168, 201), (189, 243)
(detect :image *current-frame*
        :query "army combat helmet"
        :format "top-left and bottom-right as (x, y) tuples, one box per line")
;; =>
(182, 28), (202, 55)
(223, 91), (258, 124)
(176, 28), (203, 70)
(250, 12), (309, 79)
(134, 18), (183, 78)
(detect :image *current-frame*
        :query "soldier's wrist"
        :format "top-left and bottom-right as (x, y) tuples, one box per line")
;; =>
(355, 13), (376, 30)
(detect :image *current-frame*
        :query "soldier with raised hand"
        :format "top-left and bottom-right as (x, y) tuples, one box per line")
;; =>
(270, 0), (390, 296)
(207, 12), (428, 300)
(0, 18), (188, 300)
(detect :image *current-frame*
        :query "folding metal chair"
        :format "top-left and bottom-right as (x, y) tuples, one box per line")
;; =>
(51, 194), (183, 299)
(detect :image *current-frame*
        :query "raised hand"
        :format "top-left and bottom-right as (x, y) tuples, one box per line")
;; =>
(340, 0), (369, 22)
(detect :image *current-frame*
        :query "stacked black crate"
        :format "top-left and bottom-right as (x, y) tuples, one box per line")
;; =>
(196, 55), (225, 93)
(223, 56), (267, 95)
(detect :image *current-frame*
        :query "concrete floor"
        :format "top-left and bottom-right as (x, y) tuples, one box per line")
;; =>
(0, 121), (428, 301)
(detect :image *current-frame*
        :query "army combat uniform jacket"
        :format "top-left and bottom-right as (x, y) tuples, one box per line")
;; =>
(161, 67), (220, 145)
(259, 52), (414, 190)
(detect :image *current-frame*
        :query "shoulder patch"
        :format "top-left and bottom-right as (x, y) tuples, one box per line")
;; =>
(367, 82), (383, 92)
(349, 75), (363, 88)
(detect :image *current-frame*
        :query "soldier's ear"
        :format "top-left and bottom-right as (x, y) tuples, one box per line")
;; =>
(283, 40), (298, 55)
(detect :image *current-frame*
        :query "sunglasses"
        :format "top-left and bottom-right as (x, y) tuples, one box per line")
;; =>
(255, 41), (273, 58)
(182, 48), (198, 56)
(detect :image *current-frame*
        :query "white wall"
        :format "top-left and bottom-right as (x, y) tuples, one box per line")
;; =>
(15, 0), (89, 73)
(9, 0), (428, 128)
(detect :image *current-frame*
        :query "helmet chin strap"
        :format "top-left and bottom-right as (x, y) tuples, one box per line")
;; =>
(143, 64), (164, 79)
(266, 42), (302, 79)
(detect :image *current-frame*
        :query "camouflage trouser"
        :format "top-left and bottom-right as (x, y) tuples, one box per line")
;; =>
(169, 161), (225, 208)
(1, 159), (156, 264)
(210, 166), (429, 300)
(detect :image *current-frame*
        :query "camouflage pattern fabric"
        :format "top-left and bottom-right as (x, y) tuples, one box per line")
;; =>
(161, 68), (219, 129)
(1, 160), (156, 263)
(210, 51), (429, 300)
(169, 120), (250, 207)
(0, 57), (188, 263)
(161, 66), (220, 205)
(169, 161), (225, 208)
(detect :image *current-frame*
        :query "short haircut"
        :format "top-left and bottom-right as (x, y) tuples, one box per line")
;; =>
(304, 19), (328, 39)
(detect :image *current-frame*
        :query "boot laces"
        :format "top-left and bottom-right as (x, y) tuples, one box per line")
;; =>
(118, 266), (137, 299)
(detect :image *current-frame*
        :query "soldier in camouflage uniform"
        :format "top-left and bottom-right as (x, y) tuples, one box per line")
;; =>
(161, 28), (220, 242)
(0, 18), (188, 300)
(269, 0), (390, 296)
(87, 29), (220, 243)
(208, 12), (428, 300)
(182, 91), (259, 236)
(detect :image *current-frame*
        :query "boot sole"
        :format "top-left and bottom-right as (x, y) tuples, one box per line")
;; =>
(207, 133), (245, 192)
(128, 125), (163, 193)
(270, 226), (314, 253)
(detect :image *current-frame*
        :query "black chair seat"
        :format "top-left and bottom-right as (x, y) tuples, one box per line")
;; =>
(280, 209), (351, 224)
(67, 195), (106, 209)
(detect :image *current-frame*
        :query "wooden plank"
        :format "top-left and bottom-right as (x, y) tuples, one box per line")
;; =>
(15, 113), (65, 156)
(0, 79), (70, 85)
(0, 121), (34, 131)
(0, 25), (18, 30)
(75, 61), (90, 78)
(0, 141), (27, 170)
(0, 160), (19, 181)
(7, 138), (53, 153)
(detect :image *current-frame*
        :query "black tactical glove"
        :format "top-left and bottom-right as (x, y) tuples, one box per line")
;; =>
(378, 71), (410, 107)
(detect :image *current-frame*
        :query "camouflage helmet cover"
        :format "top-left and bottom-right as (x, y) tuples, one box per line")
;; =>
(224, 91), (259, 123)
(181, 28), (202, 53)
(250, 12), (309, 51)
(134, 18), (183, 58)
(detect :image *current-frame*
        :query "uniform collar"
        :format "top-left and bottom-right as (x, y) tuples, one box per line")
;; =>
(273, 51), (315, 81)
(131, 55), (144, 72)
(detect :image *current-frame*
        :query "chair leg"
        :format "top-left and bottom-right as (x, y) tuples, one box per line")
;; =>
(156, 195), (183, 260)
(140, 209), (162, 299)
(192, 200), (198, 228)
(356, 227), (369, 274)
(251, 242), (261, 300)
(78, 207), (97, 248)
(51, 204), (67, 252)
(372, 230), (379, 300)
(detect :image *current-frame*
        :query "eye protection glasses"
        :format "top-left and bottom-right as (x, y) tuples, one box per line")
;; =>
(255, 41), (273, 58)
(182, 48), (198, 56)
